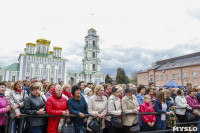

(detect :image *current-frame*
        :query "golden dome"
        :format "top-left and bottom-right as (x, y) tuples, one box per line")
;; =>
(36, 38), (51, 46)
(53, 46), (62, 50)
(24, 48), (27, 52)
(49, 51), (54, 54)
(26, 43), (36, 47)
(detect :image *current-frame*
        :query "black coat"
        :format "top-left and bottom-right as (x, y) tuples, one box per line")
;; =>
(24, 94), (46, 126)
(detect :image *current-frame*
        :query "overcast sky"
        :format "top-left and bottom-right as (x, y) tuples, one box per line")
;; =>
(0, 0), (200, 76)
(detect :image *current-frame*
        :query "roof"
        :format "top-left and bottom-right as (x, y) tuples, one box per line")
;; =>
(137, 66), (160, 74)
(21, 53), (68, 61)
(1, 63), (19, 71)
(68, 70), (85, 74)
(156, 52), (200, 65)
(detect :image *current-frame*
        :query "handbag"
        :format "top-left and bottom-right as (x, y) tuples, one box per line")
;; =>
(88, 118), (100, 132)
(129, 125), (140, 133)
(111, 100), (122, 127)
(61, 118), (75, 133)
(185, 110), (195, 122)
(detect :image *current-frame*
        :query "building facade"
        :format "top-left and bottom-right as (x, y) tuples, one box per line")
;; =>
(66, 28), (105, 84)
(137, 52), (200, 87)
(0, 39), (67, 83)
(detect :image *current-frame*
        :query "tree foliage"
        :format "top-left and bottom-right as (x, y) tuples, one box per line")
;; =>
(105, 74), (113, 83)
(116, 68), (129, 84)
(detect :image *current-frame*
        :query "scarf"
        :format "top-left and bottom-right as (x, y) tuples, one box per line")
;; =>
(63, 91), (72, 99)
(16, 89), (22, 94)
(0, 93), (5, 97)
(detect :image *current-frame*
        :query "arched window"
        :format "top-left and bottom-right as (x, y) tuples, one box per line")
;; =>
(93, 64), (95, 71)
(92, 52), (95, 58)
(93, 40), (95, 47)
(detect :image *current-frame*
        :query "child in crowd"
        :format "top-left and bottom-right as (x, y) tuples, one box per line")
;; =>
(140, 95), (156, 131)
(166, 102), (176, 129)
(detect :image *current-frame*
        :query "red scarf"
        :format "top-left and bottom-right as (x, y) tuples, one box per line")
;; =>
(16, 89), (22, 94)
(62, 91), (72, 99)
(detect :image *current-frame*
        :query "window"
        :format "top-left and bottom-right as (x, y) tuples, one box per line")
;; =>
(150, 75), (153, 82)
(145, 76), (147, 81)
(58, 67), (62, 74)
(172, 74), (175, 79)
(93, 64), (96, 71)
(51, 66), (55, 74)
(178, 73), (181, 79)
(92, 52), (95, 58)
(161, 75), (163, 81)
(51, 78), (53, 82)
(140, 76), (143, 81)
(157, 75), (159, 81)
(43, 65), (47, 73)
(58, 78), (61, 83)
(193, 72), (197, 78)
(183, 72), (187, 79)
(12, 76), (15, 82)
(35, 64), (38, 72)
(0, 76), (2, 81)
(93, 40), (95, 47)
(26, 63), (30, 72)
(165, 74), (168, 81)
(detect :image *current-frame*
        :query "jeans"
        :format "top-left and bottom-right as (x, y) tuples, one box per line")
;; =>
(11, 118), (24, 133)
(28, 126), (42, 133)
(155, 120), (166, 131)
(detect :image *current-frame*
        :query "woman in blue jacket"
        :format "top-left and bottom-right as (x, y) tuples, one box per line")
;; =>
(68, 85), (88, 133)
(154, 91), (173, 131)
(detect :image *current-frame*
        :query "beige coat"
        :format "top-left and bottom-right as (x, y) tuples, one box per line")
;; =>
(87, 95), (108, 131)
(10, 90), (28, 117)
(122, 95), (139, 126)
(105, 94), (121, 121)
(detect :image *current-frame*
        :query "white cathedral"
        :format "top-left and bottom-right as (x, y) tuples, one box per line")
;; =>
(0, 28), (105, 84)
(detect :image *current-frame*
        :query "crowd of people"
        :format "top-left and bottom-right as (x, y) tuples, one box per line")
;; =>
(0, 78), (200, 133)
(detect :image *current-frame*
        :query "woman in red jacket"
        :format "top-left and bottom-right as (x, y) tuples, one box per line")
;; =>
(140, 95), (156, 131)
(46, 85), (69, 133)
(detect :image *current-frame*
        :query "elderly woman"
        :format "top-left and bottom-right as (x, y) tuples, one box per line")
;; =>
(105, 87), (122, 133)
(68, 85), (88, 133)
(175, 89), (189, 126)
(46, 85), (69, 133)
(122, 88), (139, 133)
(186, 89), (200, 131)
(84, 87), (93, 104)
(0, 82), (11, 133)
(87, 85), (108, 133)
(24, 83), (46, 133)
(10, 80), (28, 133)
(62, 84), (72, 100)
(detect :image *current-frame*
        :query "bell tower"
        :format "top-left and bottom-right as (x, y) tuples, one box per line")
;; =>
(82, 28), (101, 82)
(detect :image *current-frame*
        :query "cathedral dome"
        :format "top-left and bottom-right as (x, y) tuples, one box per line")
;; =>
(36, 38), (51, 46)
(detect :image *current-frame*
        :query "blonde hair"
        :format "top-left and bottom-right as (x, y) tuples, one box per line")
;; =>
(36, 82), (43, 90)
(144, 95), (151, 99)
(171, 88), (178, 93)
(55, 85), (62, 91)
(30, 83), (40, 91)
(94, 85), (104, 94)
(62, 84), (71, 91)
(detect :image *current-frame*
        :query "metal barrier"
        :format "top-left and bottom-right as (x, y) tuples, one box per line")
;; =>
(3, 107), (200, 133)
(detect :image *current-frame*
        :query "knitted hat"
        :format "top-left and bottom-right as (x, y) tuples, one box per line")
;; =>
(84, 87), (92, 95)
(125, 87), (133, 94)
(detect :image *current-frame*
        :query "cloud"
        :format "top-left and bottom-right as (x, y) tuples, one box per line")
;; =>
(187, 8), (200, 20)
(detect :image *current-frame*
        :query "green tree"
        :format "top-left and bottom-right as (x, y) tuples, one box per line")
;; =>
(116, 68), (129, 84)
(105, 74), (113, 83)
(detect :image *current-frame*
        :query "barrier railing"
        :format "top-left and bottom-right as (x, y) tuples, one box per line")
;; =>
(2, 107), (200, 133)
